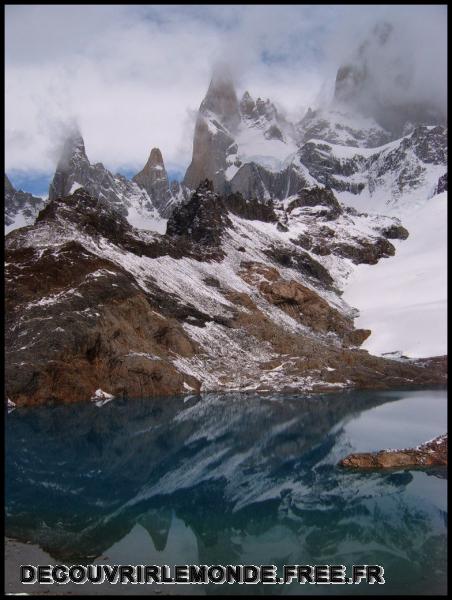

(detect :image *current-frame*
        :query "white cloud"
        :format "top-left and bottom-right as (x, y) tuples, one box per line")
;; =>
(5, 5), (447, 180)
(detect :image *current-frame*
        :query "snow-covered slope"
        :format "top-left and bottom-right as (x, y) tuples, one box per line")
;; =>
(8, 182), (445, 407)
(5, 175), (46, 234)
(298, 125), (447, 210)
(297, 107), (392, 149)
(343, 191), (447, 358)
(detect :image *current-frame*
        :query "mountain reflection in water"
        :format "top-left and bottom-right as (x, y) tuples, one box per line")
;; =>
(5, 388), (447, 595)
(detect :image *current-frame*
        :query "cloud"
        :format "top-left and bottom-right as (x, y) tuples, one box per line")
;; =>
(5, 5), (447, 182)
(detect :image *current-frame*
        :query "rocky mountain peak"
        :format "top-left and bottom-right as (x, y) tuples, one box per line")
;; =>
(183, 71), (239, 191)
(57, 130), (88, 171)
(200, 68), (241, 132)
(132, 146), (173, 216)
(147, 147), (165, 168)
(167, 179), (231, 248)
(48, 130), (90, 202)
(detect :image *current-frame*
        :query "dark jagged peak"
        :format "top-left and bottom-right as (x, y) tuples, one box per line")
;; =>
(167, 179), (231, 248)
(48, 128), (90, 202)
(196, 178), (215, 194)
(256, 97), (277, 120)
(183, 70), (239, 191)
(240, 91), (278, 124)
(239, 91), (256, 118)
(199, 66), (241, 132)
(334, 62), (368, 106)
(334, 21), (393, 106)
(58, 131), (88, 169)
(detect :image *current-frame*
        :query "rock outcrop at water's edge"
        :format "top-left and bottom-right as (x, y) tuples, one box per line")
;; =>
(339, 434), (447, 469)
(5, 183), (447, 406)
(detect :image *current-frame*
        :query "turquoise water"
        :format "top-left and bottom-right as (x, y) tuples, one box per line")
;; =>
(5, 388), (447, 595)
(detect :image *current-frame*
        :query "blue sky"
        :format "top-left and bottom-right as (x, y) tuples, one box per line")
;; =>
(5, 5), (447, 196)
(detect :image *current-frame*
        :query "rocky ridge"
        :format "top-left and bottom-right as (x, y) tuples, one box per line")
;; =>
(5, 183), (446, 405)
(48, 132), (172, 230)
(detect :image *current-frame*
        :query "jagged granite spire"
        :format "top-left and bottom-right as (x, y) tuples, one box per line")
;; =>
(132, 148), (174, 217)
(48, 128), (89, 201)
(199, 67), (241, 131)
(183, 69), (240, 192)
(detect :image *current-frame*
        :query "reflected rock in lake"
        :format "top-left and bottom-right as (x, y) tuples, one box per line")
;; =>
(5, 389), (447, 595)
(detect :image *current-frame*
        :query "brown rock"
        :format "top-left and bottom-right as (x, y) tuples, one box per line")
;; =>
(339, 434), (447, 469)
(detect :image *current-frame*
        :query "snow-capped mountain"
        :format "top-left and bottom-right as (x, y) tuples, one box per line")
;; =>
(298, 124), (447, 209)
(296, 107), (393, 149)
(48, 131), (167, 232)
(181, 66), (446, 210)
(4, 43), (447, 405)
(5, 175), (46, 234)
(183, 69), (304, 200)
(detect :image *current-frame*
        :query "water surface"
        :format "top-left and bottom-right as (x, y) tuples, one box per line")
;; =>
(5, 388), (447, 595)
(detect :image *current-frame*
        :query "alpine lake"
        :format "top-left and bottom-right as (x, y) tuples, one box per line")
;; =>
(5, 387), (447, 595)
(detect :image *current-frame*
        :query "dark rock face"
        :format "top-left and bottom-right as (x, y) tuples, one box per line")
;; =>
(166, 180), (231, 248)
(166, 182), (277, 251)
(287, 187), (343, 219)
(230, 162), (307, 201)
(298, 126), (447, 200)
(239, 261), (368, 347)
(296, 107), (392, 149)
(437, 172), (447, 194)
(334, 238), (395, 265)
(379, 224), (409, 240)
(264, 245), (335, 289)
(37, 188), (133, 241)
(224, 192), (277, 222)
(48, 134), (94, 203)
(5, 244), (200, 406)
(340, 434), (447, 469)
(183, 75), (297, 201)
(5, 175), (45, 229)
(183, 72), (240, 192)
(298, 142), (366, 194)
(367, 126), (447, 191)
